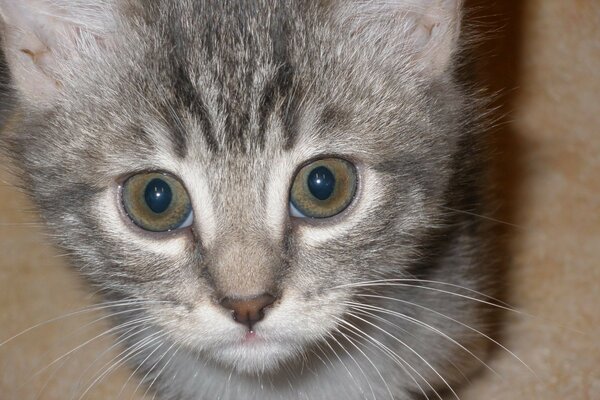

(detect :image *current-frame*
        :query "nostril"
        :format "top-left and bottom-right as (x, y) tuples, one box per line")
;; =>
(220, 293), (276, 330)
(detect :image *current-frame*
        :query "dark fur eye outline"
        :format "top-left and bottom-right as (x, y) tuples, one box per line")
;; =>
(289, 157), (358, 219)
(120, 171), (194, 233)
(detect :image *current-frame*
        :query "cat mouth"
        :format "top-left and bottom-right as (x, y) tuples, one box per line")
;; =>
(242, 330), (259, 343)
(237, 329), (281, 348)
(209, 335), (299, 374)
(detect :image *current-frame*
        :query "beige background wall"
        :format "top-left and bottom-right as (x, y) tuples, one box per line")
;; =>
(1, 1), (599, 398)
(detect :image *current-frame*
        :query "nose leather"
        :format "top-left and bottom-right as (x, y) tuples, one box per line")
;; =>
(220, 294), (276, 331)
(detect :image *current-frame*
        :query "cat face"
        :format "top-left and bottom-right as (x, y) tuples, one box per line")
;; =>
(1, 0), (485, 383)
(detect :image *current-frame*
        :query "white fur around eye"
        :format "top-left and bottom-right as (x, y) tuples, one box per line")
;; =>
(265, 155), (298, 239)
(177, 161), (218, 246)
(98, 187), (189, 257)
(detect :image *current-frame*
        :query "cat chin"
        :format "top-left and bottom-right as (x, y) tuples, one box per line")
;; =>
(207, 339), (300, 374)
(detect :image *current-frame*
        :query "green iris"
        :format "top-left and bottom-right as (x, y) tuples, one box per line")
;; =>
(290, 158), (357, 218)
(121, 172), (193, 232)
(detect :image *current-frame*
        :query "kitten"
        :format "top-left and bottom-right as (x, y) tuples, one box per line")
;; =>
(0, 1), (499, 399)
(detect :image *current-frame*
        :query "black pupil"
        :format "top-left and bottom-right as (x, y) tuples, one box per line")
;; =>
(144, 178), (173, 214)
(307, 166), (335, 201)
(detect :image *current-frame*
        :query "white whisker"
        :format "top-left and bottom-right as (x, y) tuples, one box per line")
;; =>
(0, 299), (168, 349)
(19, 315), (158, 395)
(143, 340), (186, 400)
(76, 323), (157, 399)
(323, 331), (373, 400)
(333, 279), (517, 312)
(128, 340), (171, 400)
(355, 293), (536, 377)
(309, 342), (333, 372)
(335, 315), (434, 400)
(76, 329), (173, 400)
(345, 301), (500, 377)
(333, 319), (395, 400)
(348, 307), (472, 385)
(344, 311), (460, 400)
(439, 205), (529, 231)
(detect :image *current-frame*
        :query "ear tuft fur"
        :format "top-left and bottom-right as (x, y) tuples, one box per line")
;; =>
(335, 0), (463, 77)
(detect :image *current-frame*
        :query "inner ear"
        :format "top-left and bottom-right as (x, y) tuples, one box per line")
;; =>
(410, 0), (463, 74)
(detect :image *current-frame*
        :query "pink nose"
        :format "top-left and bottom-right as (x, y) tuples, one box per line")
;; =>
(220, 294), (276, 330)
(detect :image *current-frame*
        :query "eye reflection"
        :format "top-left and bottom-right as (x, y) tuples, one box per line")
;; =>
(307, 166), (335, 201)
(144, 178), (173, 214)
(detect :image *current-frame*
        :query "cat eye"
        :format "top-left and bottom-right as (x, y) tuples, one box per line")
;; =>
(121, 172), (193, 232)
(289, 158), (357, 219)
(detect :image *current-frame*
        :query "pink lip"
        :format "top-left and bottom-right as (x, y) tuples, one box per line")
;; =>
(243, 331), (258, 343)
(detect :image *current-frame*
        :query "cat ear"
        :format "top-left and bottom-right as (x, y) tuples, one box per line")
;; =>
(337, 0), (463, 76)
(0, 1), (114, 103)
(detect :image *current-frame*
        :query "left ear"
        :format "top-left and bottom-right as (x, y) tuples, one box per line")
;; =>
(0, 1), (115, 105)
(335, 0), (463, 77)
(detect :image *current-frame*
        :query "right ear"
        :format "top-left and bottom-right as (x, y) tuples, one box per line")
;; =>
(332, 0), (463, 77)
(0, 1), (115, 105)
